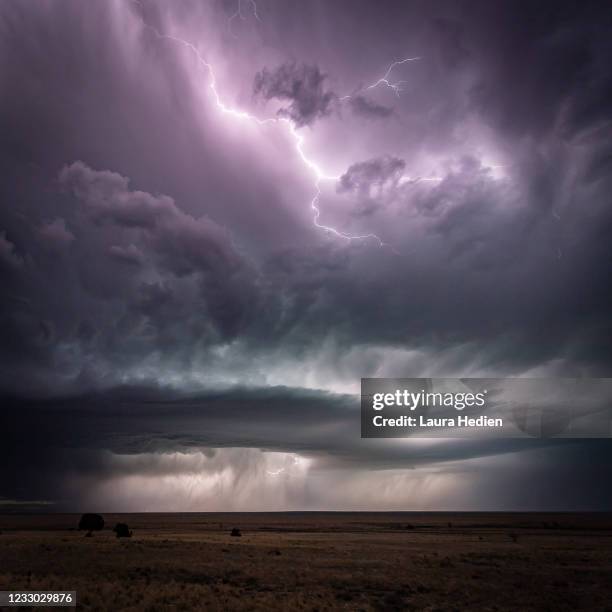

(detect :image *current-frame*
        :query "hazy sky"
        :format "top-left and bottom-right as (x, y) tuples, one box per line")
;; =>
(1, 0), (611, 511)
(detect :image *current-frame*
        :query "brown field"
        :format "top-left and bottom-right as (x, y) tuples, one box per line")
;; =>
(1, 512), (611, 611)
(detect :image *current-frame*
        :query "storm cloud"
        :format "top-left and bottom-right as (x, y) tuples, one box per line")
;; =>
(346, 95), (394, 120)
(253, 62), (336, 126)
(1, 0), (611, 510)
(338, 155), (406, 195)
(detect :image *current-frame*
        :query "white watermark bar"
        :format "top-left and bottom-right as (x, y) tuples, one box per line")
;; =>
(0, 592), (76, 607)
(361, 378), (612, 438)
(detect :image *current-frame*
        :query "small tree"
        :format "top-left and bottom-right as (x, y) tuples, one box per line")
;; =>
(113, 523), (133, 538)
(78, 513), (104, 536)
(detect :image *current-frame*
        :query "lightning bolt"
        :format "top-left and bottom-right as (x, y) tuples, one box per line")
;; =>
(227, 0), (261, 38)
(366, 56), (421, 97)
(266, 456), (300, 477)
(132, 3), (436, 252)
(340, 56), (422, 102)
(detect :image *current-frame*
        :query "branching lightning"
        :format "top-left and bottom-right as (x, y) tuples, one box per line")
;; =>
(366, 56), (421, 97)
(340, 56), (421, 101)
(228, 0), (260, 38)
(133, 2), (438, 252)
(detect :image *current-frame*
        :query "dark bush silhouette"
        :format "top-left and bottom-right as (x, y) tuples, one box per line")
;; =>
(230, 528), (242, 537)
(78, 513), (104, 534)
(113, 523), (133, 538)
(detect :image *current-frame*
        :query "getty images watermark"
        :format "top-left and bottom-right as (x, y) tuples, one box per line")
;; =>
(361, 378), (612, 438)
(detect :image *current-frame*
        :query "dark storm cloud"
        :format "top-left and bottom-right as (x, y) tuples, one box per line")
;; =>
(2, 385), (612, 510)
(429, 17), (470, 69)
(0, 232), (24, 269)
(466, 2), (612, 139)
(346, 95), (394, 120)
(253, 62), (336, 126)
(0, 0), (609, 385)
(38, 219), (75, 250)
(1, 0), (612, 509)
(338, 155), (405, 195)
(108, 244), (144, 266)
(59, 161), (245, 278)
(59, 161), (259, 340)
(333, 155), (406, 217)
(2, 152), (610, 396)
(0, 384), (606, 508)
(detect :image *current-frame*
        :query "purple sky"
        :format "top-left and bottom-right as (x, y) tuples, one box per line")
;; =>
(1, 0), (612, 511)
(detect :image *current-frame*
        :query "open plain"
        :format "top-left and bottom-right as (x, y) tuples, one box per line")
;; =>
(0, 513), (611, 611)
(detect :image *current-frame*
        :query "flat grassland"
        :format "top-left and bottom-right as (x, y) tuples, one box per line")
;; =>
(1, 513), (611, 611)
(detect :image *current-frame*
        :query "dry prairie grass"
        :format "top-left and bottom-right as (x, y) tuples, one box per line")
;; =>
(0, 513), (611, 611)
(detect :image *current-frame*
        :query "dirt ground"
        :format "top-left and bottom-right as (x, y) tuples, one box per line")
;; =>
(1, 512), (611, 611)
